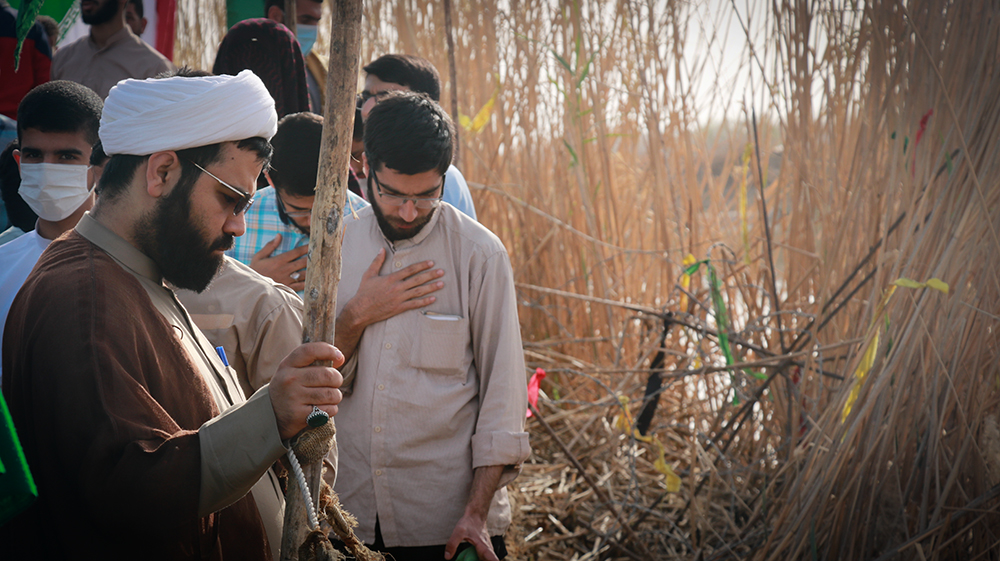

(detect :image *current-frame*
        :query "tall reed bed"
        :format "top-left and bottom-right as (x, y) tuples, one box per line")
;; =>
(173, 0), (1000, 557)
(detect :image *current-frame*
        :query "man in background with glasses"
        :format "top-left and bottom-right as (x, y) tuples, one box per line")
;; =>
(331, 91), (529, 561)
(228, 111), (367, 293)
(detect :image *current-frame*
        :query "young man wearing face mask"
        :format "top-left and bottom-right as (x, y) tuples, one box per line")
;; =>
(265, 0), (325, 112)
(0, 81), (102, 362)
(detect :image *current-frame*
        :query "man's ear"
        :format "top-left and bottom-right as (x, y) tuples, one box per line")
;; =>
(146, 151), (182, 199)
(263, 170), (276, 188)
(12, 149), (19, 169)
(266, 5), (284, 24)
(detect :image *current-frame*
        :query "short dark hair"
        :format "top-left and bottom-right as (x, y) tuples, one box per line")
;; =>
(1, 140), (37, 231)
(127, 0), (143, 19)
(17, 81), (103, 147)
(364, 91), (453, 176)
(269, 111), (323, 197)
(156, 65), (212, 80)
(363, 54), (441, 101)
(89, 141), (109, 168)
(36, 15), (59, 43)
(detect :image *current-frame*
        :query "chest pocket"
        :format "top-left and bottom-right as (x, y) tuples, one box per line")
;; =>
(413, 313), (471, 376)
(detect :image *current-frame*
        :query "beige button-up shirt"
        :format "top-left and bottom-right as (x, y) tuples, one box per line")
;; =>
(76, 214), (286, 559)
(177, 256), (304, 397)
(52, 26), (173, 98)
(334, 203), (530, 547)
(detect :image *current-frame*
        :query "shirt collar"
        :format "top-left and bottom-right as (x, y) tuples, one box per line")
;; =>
(75, 212), (163, 283)
(89, 26), (133, 52)
(381, 202), (444, 251)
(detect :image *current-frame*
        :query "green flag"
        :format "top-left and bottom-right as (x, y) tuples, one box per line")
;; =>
(11, 0), (44, 70)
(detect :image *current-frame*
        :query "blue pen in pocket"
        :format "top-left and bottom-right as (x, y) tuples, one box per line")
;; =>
(215, 346), (230, 367)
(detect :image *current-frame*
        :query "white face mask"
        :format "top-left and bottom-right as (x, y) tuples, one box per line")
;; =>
(18, 163), (93, 222)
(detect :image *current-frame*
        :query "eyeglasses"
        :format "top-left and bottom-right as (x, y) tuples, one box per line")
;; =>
(357, 91), (374, 109)
(275, 190), (312, 218)
(188, 160), (255, 215)
(371, 170), (445, 209)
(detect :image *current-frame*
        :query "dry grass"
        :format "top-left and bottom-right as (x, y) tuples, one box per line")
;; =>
(173, 1), (1000, 558)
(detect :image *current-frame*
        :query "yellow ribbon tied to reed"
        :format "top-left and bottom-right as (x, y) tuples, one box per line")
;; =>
(841, 277), (949, 422)
(459, 78), (500, 133)
(679, 253), (697, 311)
(613, 396), (682, 492)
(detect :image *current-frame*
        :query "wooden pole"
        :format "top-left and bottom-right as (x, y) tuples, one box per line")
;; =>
(283, 0), (297, 36)
(279, 1), (364, 559)
(301, 0), (361, 356)
(443, 0), (460, 167)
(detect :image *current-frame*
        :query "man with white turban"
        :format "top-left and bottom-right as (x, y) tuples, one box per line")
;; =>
(1, 70), (344, 561)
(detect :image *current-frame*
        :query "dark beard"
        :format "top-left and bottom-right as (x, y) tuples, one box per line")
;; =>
(366, 182), (435, 242)
(134, 181), (232, 293)
(82, 0), (119, 25)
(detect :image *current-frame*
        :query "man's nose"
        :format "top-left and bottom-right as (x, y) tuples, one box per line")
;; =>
(398, 200), (419, 222)
(224, 210), (247, 237)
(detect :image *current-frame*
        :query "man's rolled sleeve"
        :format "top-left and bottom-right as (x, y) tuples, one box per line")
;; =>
(198, 386), (287, 516)
(469, 248), (530, 487)
(471, 430), (530, 487)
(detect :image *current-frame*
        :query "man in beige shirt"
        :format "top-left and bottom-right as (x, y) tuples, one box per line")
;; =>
(333, 91), (530, 561)
(1, 70), (342, 560)
(52, 0), (173, 98)
(178, 256), (304, 398)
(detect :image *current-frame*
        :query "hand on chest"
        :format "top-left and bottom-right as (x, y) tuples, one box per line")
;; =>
(374, 250), (472, 377)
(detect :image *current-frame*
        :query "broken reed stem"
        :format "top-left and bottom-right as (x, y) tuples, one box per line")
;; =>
(751, 108), (786, 354)
(870, 482), (1000, 561)
(668, 367), (784, 529)
(788, 151), (956, 355)
(519, 283), (845, 380)
(527, 402), (655, 561)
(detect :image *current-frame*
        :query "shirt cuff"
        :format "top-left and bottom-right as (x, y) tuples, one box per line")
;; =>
(197, 386), (287, 516)
(471, 431), (530, 487)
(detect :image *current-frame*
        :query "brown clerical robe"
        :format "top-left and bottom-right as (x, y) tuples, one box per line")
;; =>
(1, 218), (281, 560)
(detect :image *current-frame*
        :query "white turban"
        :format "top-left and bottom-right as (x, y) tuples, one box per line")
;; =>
(100, 70), (278, 156)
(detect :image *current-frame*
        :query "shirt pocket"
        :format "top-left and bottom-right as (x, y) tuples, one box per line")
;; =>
(413, 312), (470, 376)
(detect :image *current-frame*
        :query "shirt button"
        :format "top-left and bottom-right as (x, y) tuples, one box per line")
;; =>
(384, 343), (392, 350)
(394, 261), (402, 268)
(374, 426), (382, 433)
(377, 384), (385, 391)
(375, 469), (383, 476)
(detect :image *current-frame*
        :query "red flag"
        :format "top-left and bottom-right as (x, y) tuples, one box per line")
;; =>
(526, 368), (546, 418)
(156, 0), (177, 61)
